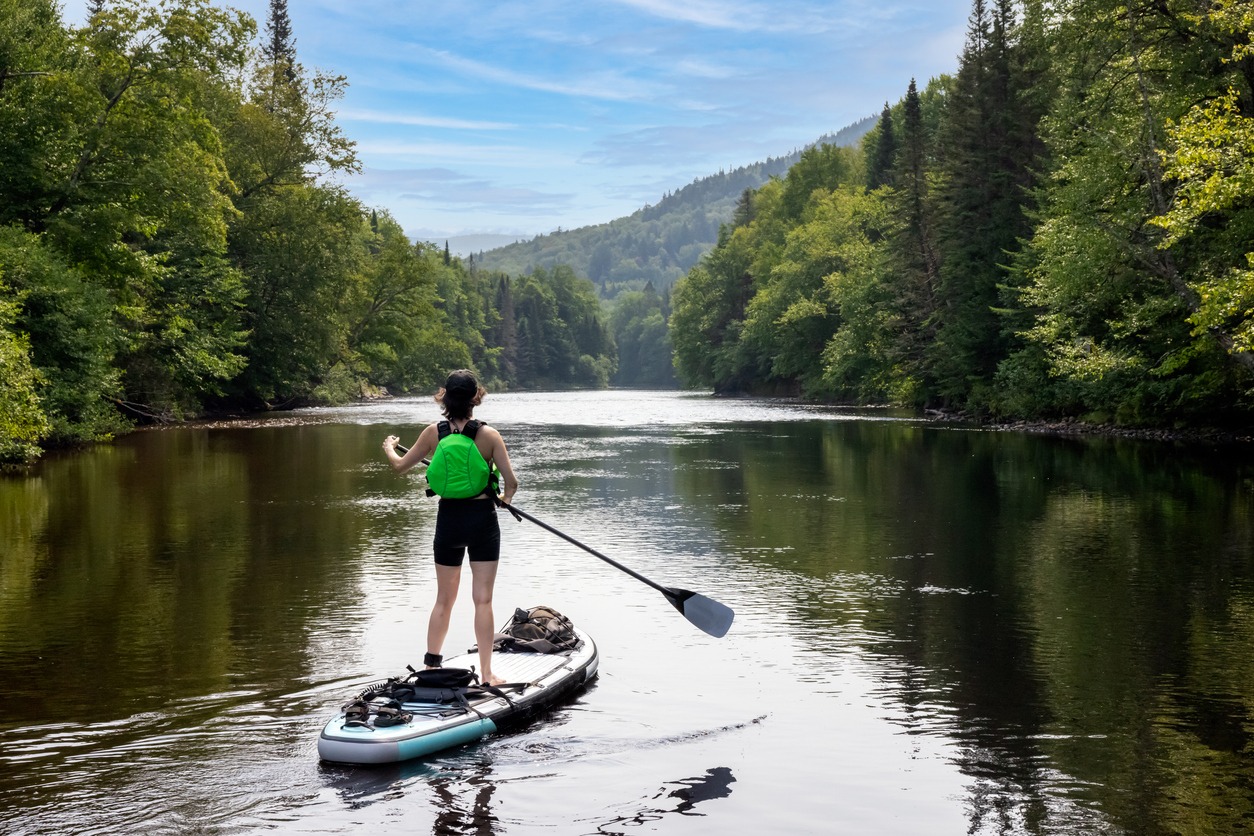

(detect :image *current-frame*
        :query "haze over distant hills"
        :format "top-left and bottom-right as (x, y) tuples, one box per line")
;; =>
(419, 233), (528, 258)
(467, 115), (877, 297)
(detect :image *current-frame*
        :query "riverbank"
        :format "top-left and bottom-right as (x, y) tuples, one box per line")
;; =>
(983, 417), (1253, 445)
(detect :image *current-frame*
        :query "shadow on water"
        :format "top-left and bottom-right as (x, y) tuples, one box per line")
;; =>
(585, 766), (737, 834)
(323, 758), (500, 835)
(430, 768), (499, 836)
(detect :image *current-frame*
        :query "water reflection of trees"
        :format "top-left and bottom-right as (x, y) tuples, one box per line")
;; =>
(669, 422), (1254, 834)
(0, 424), (424, 724)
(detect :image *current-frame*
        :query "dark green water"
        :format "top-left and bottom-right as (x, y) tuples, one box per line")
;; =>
(1, 391), (1252, 834)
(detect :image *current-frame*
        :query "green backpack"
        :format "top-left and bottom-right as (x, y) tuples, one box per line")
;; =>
(425, 420), (497, 499)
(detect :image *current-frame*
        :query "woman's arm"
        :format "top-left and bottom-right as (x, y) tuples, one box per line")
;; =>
(481, 426), (519, 504)
(383, 423), (438, 474)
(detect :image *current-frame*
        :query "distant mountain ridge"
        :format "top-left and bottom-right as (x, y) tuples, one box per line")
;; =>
(472, 115), (876, 297)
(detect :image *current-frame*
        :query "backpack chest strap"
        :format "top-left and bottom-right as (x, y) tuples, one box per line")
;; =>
(438, 419), (482, 439)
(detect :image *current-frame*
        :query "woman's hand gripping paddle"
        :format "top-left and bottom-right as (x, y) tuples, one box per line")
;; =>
(394, 443), (735, 638)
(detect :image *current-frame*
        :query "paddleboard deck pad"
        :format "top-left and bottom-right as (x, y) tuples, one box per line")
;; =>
(318, 613), (597, 764)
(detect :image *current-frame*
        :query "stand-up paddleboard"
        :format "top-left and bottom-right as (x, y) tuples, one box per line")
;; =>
(318, 608), (597, 765)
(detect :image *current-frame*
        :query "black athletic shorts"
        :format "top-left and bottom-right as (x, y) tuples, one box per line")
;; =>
(433, 498), (500, 567)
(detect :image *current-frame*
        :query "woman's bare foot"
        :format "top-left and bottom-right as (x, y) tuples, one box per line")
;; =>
(483, 673), (506, 686)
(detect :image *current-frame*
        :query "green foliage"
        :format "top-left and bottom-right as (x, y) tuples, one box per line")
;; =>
(778, 143), (863, 222)
(0, 288), (50, 466)
(669, 0), (1254, 428)
(506, 265), (615, 389)
(670, 185), (771, 392)
(814, 190), (922, 403)
(1152, 0), (1254, 359)
(224, 55), (357, 200)
(0, 0), (74, 228)
(927, 0), (1045, 409)
(741, 181), (854, 394)
(433, 253), (498, 380)
(0, 226), (123, 442)
(0, 0), (258, 428)
(610, 285), (676, 388)
(345, 212), (453, 393)
(228, 184), (363, 404)
(866, 103), (896, 190)
(1002, 0), (1254, 425)
(673, 145), (884, 397)
(262, 0), (296, 69)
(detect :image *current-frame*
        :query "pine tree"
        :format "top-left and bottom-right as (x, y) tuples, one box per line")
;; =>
(928, 0), (1044, 408)
(867, 102), (896, 190)
(875, 77), (945, 400)
(262, 0), (297, 80)
(730, 188), (755, 230)
(492, 276), (517, 384)
(896, 79), (939, 298)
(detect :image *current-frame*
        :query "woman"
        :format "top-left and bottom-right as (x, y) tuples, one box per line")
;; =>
(382, 369), (518, 686)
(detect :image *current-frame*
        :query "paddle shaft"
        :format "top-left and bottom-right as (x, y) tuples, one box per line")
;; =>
(505, 503), (677, 597)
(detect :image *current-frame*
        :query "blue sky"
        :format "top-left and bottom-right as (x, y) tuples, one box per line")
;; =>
(59, 0), (971, 244)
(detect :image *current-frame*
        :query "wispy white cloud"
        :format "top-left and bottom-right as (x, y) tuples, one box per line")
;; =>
(354, 140), (511, 161)
(417, 48), (663, 103)
(606, 0), (867, 34)
(354, 141), (580, 171)
(606, 0), (770, 31)
(582, 117), (801, 169)
(337, 109), (515, 131)
(672, 58), (739, 80)
(342, 167), (577, 214)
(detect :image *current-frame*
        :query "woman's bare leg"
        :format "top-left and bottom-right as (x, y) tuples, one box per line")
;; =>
(427, 563), (461, 666)
(469, 560), (503, 685)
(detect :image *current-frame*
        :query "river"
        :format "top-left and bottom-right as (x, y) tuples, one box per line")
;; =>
(2, 390), (1252, 835)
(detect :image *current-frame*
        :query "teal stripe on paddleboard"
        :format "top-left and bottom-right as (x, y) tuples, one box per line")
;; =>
(397, 718), (496, 759)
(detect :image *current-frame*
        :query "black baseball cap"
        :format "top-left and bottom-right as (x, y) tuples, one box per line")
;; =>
(444, 369), (479, 397)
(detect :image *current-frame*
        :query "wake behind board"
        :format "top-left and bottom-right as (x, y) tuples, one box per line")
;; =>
(318, 612), (597, 765)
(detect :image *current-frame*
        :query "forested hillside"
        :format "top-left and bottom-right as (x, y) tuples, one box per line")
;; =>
(474, 117), (875, 299)
(5, 0), (1252, 467)
(0, 0), (614, 466)
(671, 0), (1254, 428)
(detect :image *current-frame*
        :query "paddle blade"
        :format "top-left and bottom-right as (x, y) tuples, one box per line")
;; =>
(666, 589), (735, 638)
